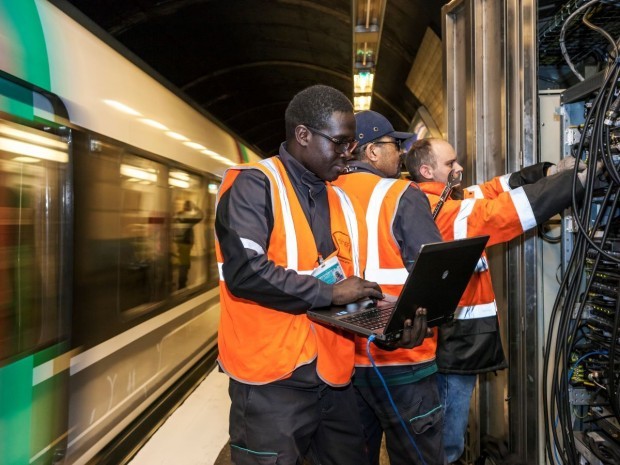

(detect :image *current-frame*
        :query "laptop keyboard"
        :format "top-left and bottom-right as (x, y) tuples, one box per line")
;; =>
(340, 306), (393, 331)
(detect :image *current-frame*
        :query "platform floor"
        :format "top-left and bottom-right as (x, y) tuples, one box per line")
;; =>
(129, 367), (392, 465)
(129, 368), (231, 465)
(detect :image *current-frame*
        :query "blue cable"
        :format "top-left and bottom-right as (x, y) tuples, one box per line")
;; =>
(366, 335), (427, 465)
(551, 350), (609, 464)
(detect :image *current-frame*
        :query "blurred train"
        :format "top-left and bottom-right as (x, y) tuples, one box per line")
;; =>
(0, 1), (261, 464)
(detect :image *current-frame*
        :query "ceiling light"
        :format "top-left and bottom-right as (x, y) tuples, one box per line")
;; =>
(354, 96), (372, 111)
(354, 71), (374, 94)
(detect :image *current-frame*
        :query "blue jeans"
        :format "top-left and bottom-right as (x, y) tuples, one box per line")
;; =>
(436, 373), (477, 463)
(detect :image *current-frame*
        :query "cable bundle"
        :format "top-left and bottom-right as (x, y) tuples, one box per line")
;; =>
(543, 48), (620, 464)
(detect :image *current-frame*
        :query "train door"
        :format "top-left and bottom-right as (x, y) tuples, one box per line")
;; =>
(0, 75), (72, 464)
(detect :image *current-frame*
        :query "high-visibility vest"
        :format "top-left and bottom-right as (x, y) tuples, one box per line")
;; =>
(334, 173), (437, 367)
(421, 180), (535, 321)
(216, 157), (367, 386)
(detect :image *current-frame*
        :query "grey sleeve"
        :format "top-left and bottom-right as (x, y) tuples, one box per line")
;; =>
(522, 169), (585, 223)
(393, 186), (443, 272)
(215, 170), (332, 313)
(508, 162), (553, 188)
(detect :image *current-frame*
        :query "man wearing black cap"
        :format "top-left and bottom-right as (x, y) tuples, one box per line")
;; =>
(333, 110), (445, 465)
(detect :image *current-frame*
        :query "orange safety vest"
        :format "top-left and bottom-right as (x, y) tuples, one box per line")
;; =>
(216, 157), (368, 386)
(334, 172), (437, 367)
(421, 178), (536, 320)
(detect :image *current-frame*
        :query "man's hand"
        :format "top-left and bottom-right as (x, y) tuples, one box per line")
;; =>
(547, 156), (586, 176)
(395, 307), (432, 349)
(332, 276), (383, 305)
(577, 160), (605, 187)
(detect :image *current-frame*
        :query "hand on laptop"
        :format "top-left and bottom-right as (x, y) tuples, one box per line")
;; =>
(332, 276), (383, 305)
(397, 307), (431, 349)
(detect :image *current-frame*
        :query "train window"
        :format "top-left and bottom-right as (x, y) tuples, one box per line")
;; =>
(119, 154), (169, 310)
(205, 179), (220, 288)
(169, 170), (207, 292)
(74, 142), (170, 327)
(73, 135), (217, 339)
(0, 120), (69, 362)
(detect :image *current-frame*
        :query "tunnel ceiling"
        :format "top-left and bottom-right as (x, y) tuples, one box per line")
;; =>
(51, 0), (449, 156)
(50, 0), (619, 157)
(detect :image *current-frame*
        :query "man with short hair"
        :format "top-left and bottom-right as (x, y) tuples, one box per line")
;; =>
(405, 137), (588, 463)
(216, 85), (402, 465)
(334, 110), (445, 465)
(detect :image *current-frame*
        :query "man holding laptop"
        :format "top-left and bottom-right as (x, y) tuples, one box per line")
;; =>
(215, 86), (430, 465)
(332, 110), (447, 465)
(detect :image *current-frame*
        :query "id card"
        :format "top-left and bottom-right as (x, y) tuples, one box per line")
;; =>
(311, 255), (346, 284)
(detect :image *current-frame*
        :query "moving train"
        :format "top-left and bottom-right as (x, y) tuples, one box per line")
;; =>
(0, 1), (260, 464)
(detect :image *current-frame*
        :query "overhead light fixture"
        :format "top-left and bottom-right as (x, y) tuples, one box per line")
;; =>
(354, 71), (374, 94)
(352, 0), (386, 110)
(354, 95), (372, 112)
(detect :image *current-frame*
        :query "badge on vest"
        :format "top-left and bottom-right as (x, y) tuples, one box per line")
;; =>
(312, 255), (346, 284)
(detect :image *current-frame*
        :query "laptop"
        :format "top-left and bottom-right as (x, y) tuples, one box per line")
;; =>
(307, 235), (489, 343)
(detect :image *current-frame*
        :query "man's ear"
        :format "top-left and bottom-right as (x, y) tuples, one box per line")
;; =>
(419, 164), (434, 180)
(295, 125), (311, 147)
(366, 144), (379, 162)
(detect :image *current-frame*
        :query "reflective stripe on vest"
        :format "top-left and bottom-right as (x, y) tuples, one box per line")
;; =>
(454, 301), (497, 320)
(508, 187), (537, 232)
(331, 185), (361, 277)
(499, 173), (511, 191)
(216, 158), (361, 279)
(465, 185), (484, 199)
(454, 198), (488, 273)
(365, 178), (408, 284)
(260, 158), (302, 272)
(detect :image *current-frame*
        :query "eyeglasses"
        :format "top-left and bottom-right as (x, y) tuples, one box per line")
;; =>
(305, 126), (359, 154)
(372, 140), (402, 151)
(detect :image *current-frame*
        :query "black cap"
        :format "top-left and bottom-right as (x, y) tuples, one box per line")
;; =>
(355, 110), (415, 144)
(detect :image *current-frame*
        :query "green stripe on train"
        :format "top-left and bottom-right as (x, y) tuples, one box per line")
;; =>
(0, 356), (33, 465)
(0, 0), (51, 118)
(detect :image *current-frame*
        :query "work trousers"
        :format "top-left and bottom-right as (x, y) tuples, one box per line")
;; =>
(228, 377), (369, 465)
(355, 372), (445, 465)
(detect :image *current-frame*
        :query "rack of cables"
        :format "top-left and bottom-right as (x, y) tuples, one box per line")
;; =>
(543, 39), (620, 464)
